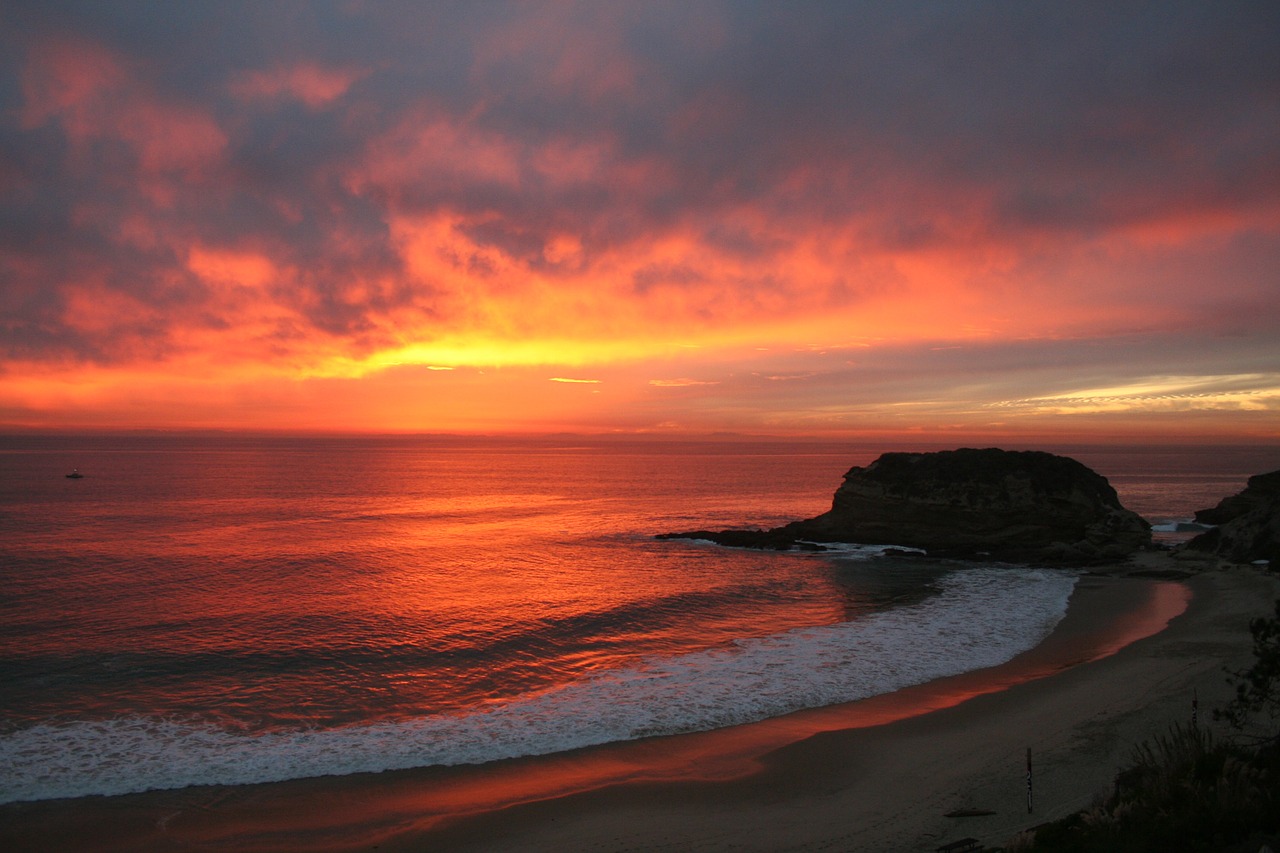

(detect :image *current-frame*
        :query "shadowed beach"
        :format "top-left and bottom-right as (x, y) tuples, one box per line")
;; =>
(4, 557), (1275, 853)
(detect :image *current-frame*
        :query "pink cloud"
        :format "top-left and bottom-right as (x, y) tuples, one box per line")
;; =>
(349, 105), (523, 196)
(230, 63), (366, 109)
(20, 37), (226, 179)
(18, 38), (125, 130)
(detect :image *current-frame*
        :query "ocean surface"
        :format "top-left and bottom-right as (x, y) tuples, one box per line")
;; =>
(1, 436), (1276, 805)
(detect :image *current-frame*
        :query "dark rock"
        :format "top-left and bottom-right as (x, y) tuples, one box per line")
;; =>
(659, 448), (1152, 565)
(787, 448), (1151, 561)
(1185, 470), (1280, 565)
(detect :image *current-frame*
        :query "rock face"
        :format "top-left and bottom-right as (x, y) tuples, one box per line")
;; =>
(1185, 470), (1280, 565)
(659, 448), (1152, 565)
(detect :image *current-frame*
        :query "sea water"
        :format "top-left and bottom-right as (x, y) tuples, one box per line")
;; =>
(1, 436), (1275, 803)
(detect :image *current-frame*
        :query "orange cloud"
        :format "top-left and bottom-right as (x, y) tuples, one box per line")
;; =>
(187, 248), (279, 290)
(3, 5), (1277, 441)
(60, 281), (159, 340)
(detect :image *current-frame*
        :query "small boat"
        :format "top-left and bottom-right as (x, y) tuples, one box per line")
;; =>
(66, 469), (84, 479)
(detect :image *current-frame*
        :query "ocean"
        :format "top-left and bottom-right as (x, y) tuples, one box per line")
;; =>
(1, 435), (1276, 805)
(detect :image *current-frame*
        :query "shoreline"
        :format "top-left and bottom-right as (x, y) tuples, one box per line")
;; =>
(2, 560), (1275, 852)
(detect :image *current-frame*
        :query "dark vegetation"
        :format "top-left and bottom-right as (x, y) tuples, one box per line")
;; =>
(1218, 598), (1280, 732)
(1011, 599), (1280, 853)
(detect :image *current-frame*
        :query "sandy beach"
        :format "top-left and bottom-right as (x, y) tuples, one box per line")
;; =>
(407, 563), (1277, 853)
(3, 558), (1277, 853)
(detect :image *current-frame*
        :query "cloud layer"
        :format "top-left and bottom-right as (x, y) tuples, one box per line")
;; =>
(2, 1), (1278, 437)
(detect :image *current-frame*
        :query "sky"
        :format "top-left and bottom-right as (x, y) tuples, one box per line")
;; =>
(1, 1), (1278, 441)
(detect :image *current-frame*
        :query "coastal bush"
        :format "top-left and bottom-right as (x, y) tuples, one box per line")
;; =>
(1012, 599), (1280, 852)
(1217, 597), (1280, 734)
(1014, 723), (1279, 852)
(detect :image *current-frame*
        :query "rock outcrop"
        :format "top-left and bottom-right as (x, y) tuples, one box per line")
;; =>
(659, 448), (1152, 565)
(1185, 470), (1280, 566)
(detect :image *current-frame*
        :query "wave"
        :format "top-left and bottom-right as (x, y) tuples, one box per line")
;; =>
(1, 579), (815, 726)
(0, 567), (1076, 804)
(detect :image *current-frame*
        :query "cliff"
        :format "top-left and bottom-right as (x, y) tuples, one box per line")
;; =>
(1185, 470), (1280, 566)
(659, 448), (1152, 565)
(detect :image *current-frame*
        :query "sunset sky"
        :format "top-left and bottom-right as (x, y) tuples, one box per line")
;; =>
(2, 2), (1277, 440)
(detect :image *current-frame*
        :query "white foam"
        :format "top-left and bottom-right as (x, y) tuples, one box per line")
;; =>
(798, 541), (928, 558)
(1150, 520), (1212, 533)
(0, 567), (1076, 804)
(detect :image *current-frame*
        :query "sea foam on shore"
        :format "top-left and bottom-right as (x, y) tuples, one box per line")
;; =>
(0, 566), (1075, 804)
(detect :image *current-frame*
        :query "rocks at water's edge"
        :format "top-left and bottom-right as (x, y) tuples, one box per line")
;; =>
(658, 448), (1152, 566)
(1185, 470), (1280, 566)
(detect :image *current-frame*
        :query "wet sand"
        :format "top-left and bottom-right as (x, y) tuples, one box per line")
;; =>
(3, 559), (1276, 853)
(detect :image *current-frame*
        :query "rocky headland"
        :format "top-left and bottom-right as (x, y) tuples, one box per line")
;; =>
(658, 447), (1152, 565)
(1184, 469), (1280, 565)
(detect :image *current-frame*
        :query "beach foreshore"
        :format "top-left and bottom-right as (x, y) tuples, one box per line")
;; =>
(3, 558), (1277, 853)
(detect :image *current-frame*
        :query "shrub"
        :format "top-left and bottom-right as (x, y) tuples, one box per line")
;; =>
(1217, 597), (1280, 735)
(1017, 599), (1280, 852)
(1018, 723), (1278, 852)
